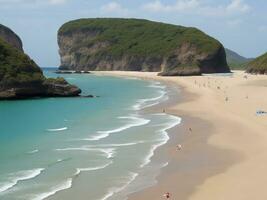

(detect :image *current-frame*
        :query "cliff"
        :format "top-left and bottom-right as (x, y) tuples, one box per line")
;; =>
(0, 24), (23, 51)
(246, 52), (267, 74)
(0, 24), (81, 100)
(58, 18), (230, 76)
(225, 48), (253, 70)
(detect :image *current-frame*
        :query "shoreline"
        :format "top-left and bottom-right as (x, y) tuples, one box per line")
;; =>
(95, 71), (239, 199)
(94, 71), (267, 200)
(128, 81), (239, 200)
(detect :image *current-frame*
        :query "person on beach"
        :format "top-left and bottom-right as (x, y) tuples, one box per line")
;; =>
(176, 144), (182, 151)
(189, 127), (192, 133)
(163, 192), (171, 199)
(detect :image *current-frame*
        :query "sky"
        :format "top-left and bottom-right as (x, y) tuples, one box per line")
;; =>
(0, 0), (266, 67)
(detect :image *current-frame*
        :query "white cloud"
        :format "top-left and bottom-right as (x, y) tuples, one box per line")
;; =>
(226, 0), (250, 13)
(142, 0), (251, 17)
(47, 0), (67, 5)
(143, 0), (199, 12)
(0, 0), (67, 6)
(101, 2), (129, 15)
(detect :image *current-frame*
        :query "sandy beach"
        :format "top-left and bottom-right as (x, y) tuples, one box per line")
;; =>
(95, 70), (267, 200)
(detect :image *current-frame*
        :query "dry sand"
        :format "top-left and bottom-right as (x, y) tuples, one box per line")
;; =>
(95, 70), (267, 200)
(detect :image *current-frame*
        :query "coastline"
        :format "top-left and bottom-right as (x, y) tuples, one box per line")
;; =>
(94, 71), (267, 200)
(128, 81), (239, 200)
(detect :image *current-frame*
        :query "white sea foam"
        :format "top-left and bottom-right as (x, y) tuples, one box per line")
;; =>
(56, 158), (71, 163)
(27, 149), (39, 154)
(74, 161), (113, 176)
(121, 77), (140, 80)
(85, 116), (150, 141)
(31, 178), (72, 200)
(55, 147), (91, 151)
(140, 115), (181, 168)
(148, 81), (166, 89)
(107, 141), (144, 147)
(140, 143), (165, 168)
(86, 141), (144, 148)
(99, 148), (115, 159)
(82, 133), (109, 141)
(100, 172), (138, 200)
(47, 127), (68, 132)
(0, 168), (44, 193)
(132, 90), (168, 111)
(101, 191), (114, 200)
(55, 147), (116, 159)
(161, 162), (169, 168)
(98, 117), (150, 134)
(97, 115), (180, 200)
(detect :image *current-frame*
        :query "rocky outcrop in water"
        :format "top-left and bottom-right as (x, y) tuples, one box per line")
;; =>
(0, 24), (81, 100)
(58, 18), (230, 76)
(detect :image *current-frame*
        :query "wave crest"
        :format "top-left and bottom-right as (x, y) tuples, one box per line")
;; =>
(0, 168), (44, 193)
(74, 161), (113, 176)
(47, 127), (68, 132)
(31, 179), (72, 200)
(85, 116), (150, 141)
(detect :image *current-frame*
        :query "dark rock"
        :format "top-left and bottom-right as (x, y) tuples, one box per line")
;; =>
(43, 78), (81, 97)
(0, 24), (83, 100)
(0, 24), (23, 51)
(81, 94), (95, 98)
(55, 70), (91, 74)
(55, 70), (74, 74)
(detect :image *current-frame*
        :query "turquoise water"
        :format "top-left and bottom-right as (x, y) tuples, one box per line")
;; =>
(0, 69), (181, 200)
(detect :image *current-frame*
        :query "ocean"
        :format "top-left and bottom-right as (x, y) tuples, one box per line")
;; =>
(0, 68), (181, 200)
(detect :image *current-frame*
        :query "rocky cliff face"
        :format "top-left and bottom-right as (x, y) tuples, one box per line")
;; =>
(0, 24), (81, 100)
(0, 24), (23, 51)
(58, 18), (230, 76)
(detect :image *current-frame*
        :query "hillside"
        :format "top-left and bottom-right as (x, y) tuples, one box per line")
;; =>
(246, 52), (267, 74)
(0, 24), (23, 51)
(0, 24), (81, 99)
(58, 18), (230, 76)
(225, 48), (252, 70)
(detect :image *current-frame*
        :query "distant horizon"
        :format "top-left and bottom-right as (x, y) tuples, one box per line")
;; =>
(1, 0), (266, 67)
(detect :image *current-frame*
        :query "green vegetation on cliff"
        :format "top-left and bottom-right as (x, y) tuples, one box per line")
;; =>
(225, 48), (252, 70)
(58, 18), (229, 75)
(246, 52), (267, 74)
(0, 38), (43, 87)
(0, 24), (81, 99)
(59, 18), (221, 57)
(0, 24), (23, 51)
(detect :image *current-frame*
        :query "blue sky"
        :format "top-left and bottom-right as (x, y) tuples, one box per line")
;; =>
(0, 0), (266, 67)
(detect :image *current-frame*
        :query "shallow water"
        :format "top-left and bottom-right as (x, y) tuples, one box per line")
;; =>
(0, 68), (181, 200)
